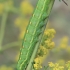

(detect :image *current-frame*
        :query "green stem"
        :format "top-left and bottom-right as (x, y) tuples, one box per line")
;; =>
(1, 41), (21, 51)
(26, 0), (55, 70)
(26, 42), (41, 70)
(0, 11), (8, 51)
(44, 66), (49, 70)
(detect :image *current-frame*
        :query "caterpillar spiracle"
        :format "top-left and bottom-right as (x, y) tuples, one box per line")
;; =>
(17, 0), (55, 70)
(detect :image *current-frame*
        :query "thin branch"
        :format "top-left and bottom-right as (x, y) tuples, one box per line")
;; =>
(0, 11), (8, 51)
(1, 41), (21, 51)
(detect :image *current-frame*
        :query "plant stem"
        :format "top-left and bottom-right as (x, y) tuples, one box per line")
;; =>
(44, 66), (49, 70)
(26, 0), (55, 70)
(0, 11), (8, 51)
(1, 41), (21, 51)
(26, 42), (40, 70)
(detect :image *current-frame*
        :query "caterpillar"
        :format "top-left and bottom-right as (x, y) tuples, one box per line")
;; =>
(17, 0), (55, 70)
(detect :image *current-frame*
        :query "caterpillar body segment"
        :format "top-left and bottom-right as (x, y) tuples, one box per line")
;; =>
(17, 0), (55, 70)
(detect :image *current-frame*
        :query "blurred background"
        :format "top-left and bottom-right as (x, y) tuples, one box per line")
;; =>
(0, 0), (70, 70)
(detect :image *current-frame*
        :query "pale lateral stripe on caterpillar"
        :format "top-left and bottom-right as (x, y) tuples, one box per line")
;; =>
(17, 0), (55, 70)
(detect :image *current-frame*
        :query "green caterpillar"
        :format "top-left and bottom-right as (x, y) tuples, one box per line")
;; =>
(17, 0), (55, 70)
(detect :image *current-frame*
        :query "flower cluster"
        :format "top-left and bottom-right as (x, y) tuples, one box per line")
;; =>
(48, 62), (64, 70)
(66, 61), (70, 70)
(0, 3), (4, 14)
(20, 1), (33, 15)
(48, 61), (70, 70)
(33, 29), (56, 70)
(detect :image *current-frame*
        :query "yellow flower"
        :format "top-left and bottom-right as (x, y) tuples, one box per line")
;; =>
(45, 40), (55, 49)
(0, 65), (13, 70)
(48, 62), (55, 67)
(55, 63), (59, 67)
(60, 44), (66, 49)
(33, 64), (42, 70)
(53, 67), (59, 70)
(20, 1), (34, 15)
(57, 59), (65, 66)
(50, 29), (56, 34)
(61, 36), (68, 42)
(59, 66), (64, 70)
(44, 31), (50, 37)
(68, 68), (70, 70)
(50, 42), (55, 48)
(53, 66), (64, 70)
(34, 57), (42, 64)
(34, 57), (42, 70)
(38, 46), (48, 56)
(59, 36), (68, 49)
(0, 3), (4, 15)
(44, 29), (56, 38)
(66, 61), (70, 67)
(48, 62), (64, 70)
(45, 40), (50, 48)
